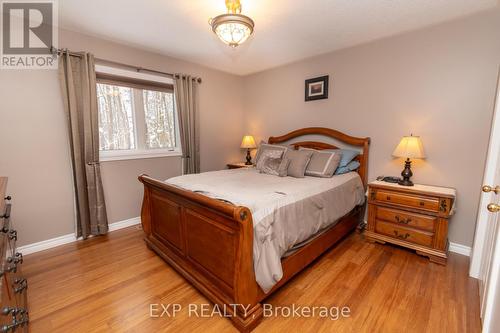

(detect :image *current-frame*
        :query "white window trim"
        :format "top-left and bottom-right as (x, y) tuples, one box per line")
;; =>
(96, 65), (181, 162)
(99, 149), (182, 162)
(95, 64), (174, 85)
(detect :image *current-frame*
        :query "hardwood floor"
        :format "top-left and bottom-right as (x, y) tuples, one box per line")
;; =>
(24, 226), (481, 332)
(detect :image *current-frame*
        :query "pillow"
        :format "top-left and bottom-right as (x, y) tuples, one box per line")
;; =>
(334, 160), (361, 175)
(259, 156), (290, 177)
(329, 149), (359, 168)
(256, 149), (285, 170)
(284, 149), (313, 178)
(254, 141), (288, 166)
(299, 147), (342, 178)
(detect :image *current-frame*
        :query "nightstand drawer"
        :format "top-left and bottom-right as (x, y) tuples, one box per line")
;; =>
(373, 190), (440, 212)
(375, 220), (433, 247)
(375, 206), (436, 232)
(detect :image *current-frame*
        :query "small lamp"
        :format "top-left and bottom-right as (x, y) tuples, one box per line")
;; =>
(241, 135), (257, 165)
(392, 135), (426, 186)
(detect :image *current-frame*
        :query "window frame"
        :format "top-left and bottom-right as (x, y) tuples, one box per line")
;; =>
(95, 65), (182, 162)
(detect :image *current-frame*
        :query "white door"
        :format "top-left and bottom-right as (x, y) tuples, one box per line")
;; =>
(480, 153), (500, 332)
(470, 71), (500, 332)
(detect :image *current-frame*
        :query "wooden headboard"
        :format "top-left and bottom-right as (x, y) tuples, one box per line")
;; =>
(268, 127), (371, 188)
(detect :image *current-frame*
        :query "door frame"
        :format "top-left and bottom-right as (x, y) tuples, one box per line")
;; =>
(470, 70), (500, 279)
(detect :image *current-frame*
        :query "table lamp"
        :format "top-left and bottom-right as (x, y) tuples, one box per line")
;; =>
(241, 135), (257, 165)
(392, 135), (426, 186)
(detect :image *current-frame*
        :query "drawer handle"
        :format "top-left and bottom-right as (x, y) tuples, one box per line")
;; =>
(419, 201), (425, 206)
(1, 307), (26, 316)
(7, 252), (23, 265)
(386, 196), (391, 201)
(13, 278), (28, 294)
(0, 311), (29, 333)
(439, 199), (447, 212)
(393, 230), (410, 240)
(8, 229), (17, 241)
(395, 216), (412, 224)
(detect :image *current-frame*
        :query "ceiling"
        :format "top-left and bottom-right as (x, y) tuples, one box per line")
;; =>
(59, 0), (498, 76)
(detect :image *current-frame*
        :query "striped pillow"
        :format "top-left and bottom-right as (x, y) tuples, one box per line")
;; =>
(300, 147), (342, 178)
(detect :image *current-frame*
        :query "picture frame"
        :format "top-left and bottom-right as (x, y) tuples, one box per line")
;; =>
(305, 75), (329, 101)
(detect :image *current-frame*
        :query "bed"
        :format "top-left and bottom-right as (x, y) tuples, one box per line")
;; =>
(138, 127), (370, 332)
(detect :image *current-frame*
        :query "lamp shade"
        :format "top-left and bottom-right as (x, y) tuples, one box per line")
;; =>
(240, 135), (256, 149)
(392, 135), (426, 159)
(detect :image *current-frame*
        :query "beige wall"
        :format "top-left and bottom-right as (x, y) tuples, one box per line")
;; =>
(242, 9), (500, 246)
(0, 29), (245, 246)
(1, 9), (499, 248)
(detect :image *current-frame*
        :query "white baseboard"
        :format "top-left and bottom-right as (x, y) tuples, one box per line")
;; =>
(449, 242), (471, 257)
(17, 233), (78, 256)
(17, 217), (141, 256)
(108, 216), (141, 232)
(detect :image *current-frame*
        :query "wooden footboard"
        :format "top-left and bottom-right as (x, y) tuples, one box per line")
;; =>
(139, 175), (263, 332)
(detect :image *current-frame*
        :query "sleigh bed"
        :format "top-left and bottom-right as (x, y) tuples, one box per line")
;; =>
(138, 127), (370, 332)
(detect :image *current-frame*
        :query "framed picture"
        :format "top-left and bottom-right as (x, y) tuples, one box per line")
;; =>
(305, 75), (329, 101)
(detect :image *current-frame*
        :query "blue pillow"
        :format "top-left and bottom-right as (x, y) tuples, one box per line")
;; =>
(335, 160), (361, 175)
(333, 149), (359, 168)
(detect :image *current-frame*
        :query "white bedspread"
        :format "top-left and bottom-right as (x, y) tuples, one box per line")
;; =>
(166, 168), (365, 292)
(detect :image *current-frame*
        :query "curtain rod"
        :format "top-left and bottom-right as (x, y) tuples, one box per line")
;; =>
(50, 47), (202, 83)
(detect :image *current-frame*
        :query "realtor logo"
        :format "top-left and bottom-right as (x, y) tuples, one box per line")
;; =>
(1, 0), (58, 69)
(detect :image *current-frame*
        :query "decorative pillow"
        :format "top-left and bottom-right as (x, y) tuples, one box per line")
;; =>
(334, 160), (361, 175)
(332, 149), (359, 168)
(256, 149), (285, 170)
(284, 149), (314, 178)
(300, 148), (342, 178)
(254, 141), (288, 166)
(259, 156), (290, 177)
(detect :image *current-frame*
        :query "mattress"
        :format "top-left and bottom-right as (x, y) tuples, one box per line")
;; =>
(166, 168), (365, 292)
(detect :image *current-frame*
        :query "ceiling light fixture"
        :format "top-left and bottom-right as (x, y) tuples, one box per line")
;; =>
(209, 0), (255, 48)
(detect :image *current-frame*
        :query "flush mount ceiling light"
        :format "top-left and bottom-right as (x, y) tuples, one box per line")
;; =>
(209, 0), (255, 48)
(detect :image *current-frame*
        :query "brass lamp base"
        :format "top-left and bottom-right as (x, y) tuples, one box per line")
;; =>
(398, 158), (414, 186)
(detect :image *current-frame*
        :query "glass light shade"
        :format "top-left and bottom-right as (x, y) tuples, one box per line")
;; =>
(216, 22), (251, 47)
(240, 135), (256, 149)
(210, 13), (254, 47)
(392, 136), (426, 159)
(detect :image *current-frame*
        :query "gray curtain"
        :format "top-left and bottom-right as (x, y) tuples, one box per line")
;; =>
(59, 51), (108, 239)
(174, 74), (200, 174)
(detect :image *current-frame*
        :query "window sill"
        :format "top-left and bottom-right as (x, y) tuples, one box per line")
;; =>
(99, 150), (182, 162)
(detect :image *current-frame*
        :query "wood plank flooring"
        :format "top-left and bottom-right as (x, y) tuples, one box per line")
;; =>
(23, 226), (481, 332)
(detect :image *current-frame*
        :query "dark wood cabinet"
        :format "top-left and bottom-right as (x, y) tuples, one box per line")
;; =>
(365, 180), (456, 265)
(1, 177), (29, 332)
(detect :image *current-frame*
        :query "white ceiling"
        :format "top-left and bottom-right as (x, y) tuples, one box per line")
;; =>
(59, 0), (498, 76)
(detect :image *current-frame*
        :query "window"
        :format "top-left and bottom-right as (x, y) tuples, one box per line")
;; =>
(97, 84), (135, 151)
(95, 66), (181, 161)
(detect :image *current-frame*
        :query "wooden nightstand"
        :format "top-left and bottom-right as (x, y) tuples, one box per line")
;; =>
(365, 180), (456, 265)
(227, 162), (254, 169)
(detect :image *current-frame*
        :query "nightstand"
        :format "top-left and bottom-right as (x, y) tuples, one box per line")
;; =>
(365, 180), (456, 265)
(227, 162), (254, 169)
